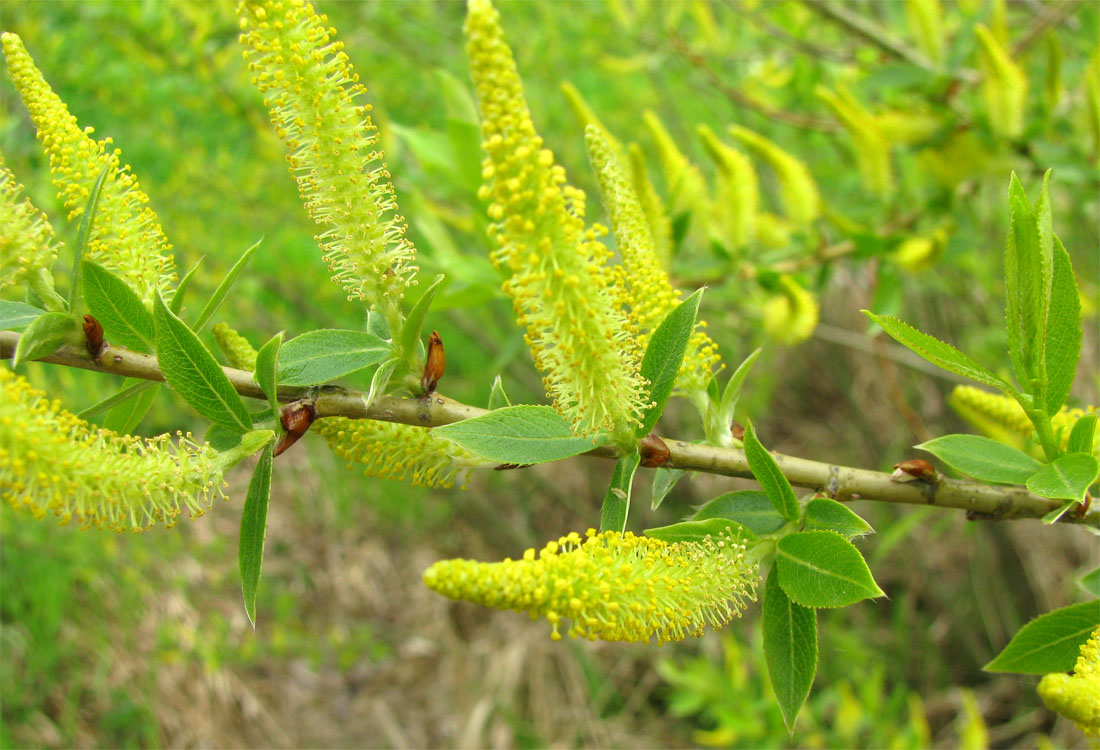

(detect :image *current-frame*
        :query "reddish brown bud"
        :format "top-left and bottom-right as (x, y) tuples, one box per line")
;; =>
(730, 421), (745, 441)
(1077, 492), (1092, 518)
(275, 400), (317, 457)
(891, 458), (938, 483)
(82, 314), (105, 361)
(639, 433), (671, 468)
(421, 330), (445, 394)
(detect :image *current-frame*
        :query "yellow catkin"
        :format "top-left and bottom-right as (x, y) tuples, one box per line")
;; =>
(816, 86), (893, 197)
(424, 529), (758, 644)
(642, 110), (710, 241)
(315, 417), (487, 489)
(893, 227), (948, 273)
(974, 24), (1029, 140)
(2, 32), (176, 305)
(949, 385), (1100, 454)
(1038, 627), (1100, 737)
(0, 368), (226, 532)
(905, 0), (945, 66)
(762, 275), (819, 345)
(465, 0), (646, 436)
(754, 212), (794, 249)
(585, 125), (721, 392)
(729, 125), (820, 226)
(626, 143), (674, 266)
(0, 157), (64, 306)
(697, 124), (758, 253)
(238, 0), (418, 309)
(212, 322), (259, 371)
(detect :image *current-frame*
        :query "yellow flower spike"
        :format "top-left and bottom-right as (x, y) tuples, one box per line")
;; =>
(729, 125), (820, 227)
(762, 274), (819, 346)
(974, 24), (1029, 140)
(754, 212), (794, 250)
(696, 124), (758, 253)
(0, 157), (66, 310)
(893, 227), (948, 273)
(1, 32), (177, 305)
(905, 0), (945, 66)
(465, 0), (646, 436)
(948, 385), (1100, 455)
(815, 86), (893, 197)
(238, 0), (418, 317)
(642, 110), (710, 235)
(212, 322), (259, 371)
(625, 143), (673, 266)
(1038, 627), (1100, 737)
(585, 125), (721, 392)
(0, 368), (227, 532)
(315, 417), (491, 489)
(423, 529), (759, 644)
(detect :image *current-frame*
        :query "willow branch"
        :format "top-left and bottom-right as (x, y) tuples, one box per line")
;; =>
(2, 331), (1094, 527)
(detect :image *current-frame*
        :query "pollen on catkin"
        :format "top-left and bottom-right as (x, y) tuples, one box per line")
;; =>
(423, 529), (759, 644)
(729, 125), (820, 227)
(815, 86), (893, 197)
(642, 110), (710, 234)
(974, 24), (1029, 140)
(585, 125), (721, 392)
(212, 322), (259, 371)
(238, 0), (418, 308)
(1, 32), (176, 306)
(626, 143), (674, 266)
(0, 368), (227, 532)
(315, 417), (489, 489)
(762, 275), (819, 345)
(1038, 627), (1099, 737)
(0, 157), (63, 304)
(697, 125), (758, 253)
(465, 0), (646, 436)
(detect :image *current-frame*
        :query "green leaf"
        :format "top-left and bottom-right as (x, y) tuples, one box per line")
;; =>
(254, 332), (283, 417)
(762, 569), (817, 733)
(1004, 174), (1048, 392)
(69, 163), (110, 311)
(102, 381), (160, 434)
(365, 357), (399, 410)
(1078, 568), (1100, 597)
(13, 312), (79, 367)
(81, 261), (155, 351)
(692, 490), (789, 535)
(600, 451), (641, 534)
(916, 434), (1041, 484)
(78, 378), (155, 419)
(636, 289), (703, 437)
(863, 312), (1016, 394)
(644, 518), (757, 544)
(205, 424), (244, 452)
(719, 347), (761, 423)
(488, 374), (511, 410)
(169, 257), (203, 316)
(984, 601), (1100, 673)
(239, 443), (274, 628)
(0, 301), (46, 331)
(1067, 414), (1097, 455)
(805, 498), (873, 538)
(1043, 236), (1081, 414)
(1025, 452), (1100, 503)
(192, 237), (263, 333)
(153, 293), (252, 433)
(1041, 500), (1075, 525)
(277, 329), (391, 386)
(650, 467), (686, 510)
(743, 421), (800, 521)
(366, 309), (391, 341)
(400, 273), (446, 360)
(776, 531), (884, 608)
(434, 405), (601, 464)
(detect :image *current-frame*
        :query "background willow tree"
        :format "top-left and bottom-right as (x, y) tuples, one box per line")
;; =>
(1, 0), (1098, 748)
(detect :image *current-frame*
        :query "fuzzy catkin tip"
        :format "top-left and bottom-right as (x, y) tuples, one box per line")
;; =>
(762, 275), (819, 345)
(1038, 627), (1100, 737)
(729, 125), (820, 226)
(0, 157), (63, 295)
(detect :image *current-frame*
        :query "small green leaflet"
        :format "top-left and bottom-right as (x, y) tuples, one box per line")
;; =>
(1067, 414), (1097, 455)
(81, 261), (155, 351)
(1078, 568), (1100, 597)
(278, 329), (391, 386)
(762, 569), (817, 732)
(434, 405), (601, 465)
(488, 374), (511, 410)
(636, 289), (702, 437)
(776, 531), (884, 608)
(650, 466), (686, 511)
(804, 497), (873, 538)
(78, 378), (155, 419)
(916, 434), (1041, 485)
(1003, 175), (1048, 395)
(153, 292), (252, 434)
(102, 381), (160, 434)
(600, 451), (641, 534)
(169, 258), (203, 316)
(1025, 453), (1100, 503)
(193, 237), (263, 333)
(743, 421), (800, 521)
(862, 312), (1016, 395)
(984, 601), (1100, 673)
(0, 301), (45, 331)
(254, 332), (283, 418)
(240, 443), (274, 628)
(69, 163), (110, 312)
(364, 357), (399, 410)
(718, 347), (761, 425)
(692, 490), (788, 535)
(13, 312), (78, 367)
(400, 273), (445, 361)
(1042, 236), (1081, 414)
(644, 518), (757, 544)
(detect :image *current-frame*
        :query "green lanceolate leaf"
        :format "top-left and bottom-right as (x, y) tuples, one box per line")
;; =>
(645, 518), (757, 544)
(650, 466), (686, 510)
(365, 357), (399, 410)
(1004, 174), (1049, 393)
(1043, 236), (1081, 414)
(692, 490), (789, 535)
(193, 237), (263, 333)
(78, 378), (155, 419)
(719, 347), (761, 424)
(763, 569), (817, 733)
(169, 257), (203, 316)
(804, 497), (873, 538)
(488, 374), (511, 410)
(102, 380), (160, 434)
(600, 451), (641, 534)
(1067, 414), (1098, 456)
(240, 443), (274, 628)
(1078, 568), (1100, 597)
(917, 434), (1041, 484)
(743, 420), (800, 520)
(863, 312), (1016, 394)
(1026, 452), (1100, 503)
(254, 332), (283, 417)
(434, 405), (602, 464)
(69, 163), (110, 312)
(13, 311), (79, 368)
(636, 289), (703, 437)
(81, 261), (155, 351)
(153, 293), (252, 433)
(400, 273), (446, 361)
(985, 600), (1100, 673)
(277, 329), (391, 386)
(0, 301), (45, 331)
(776, 531), (884, 608)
